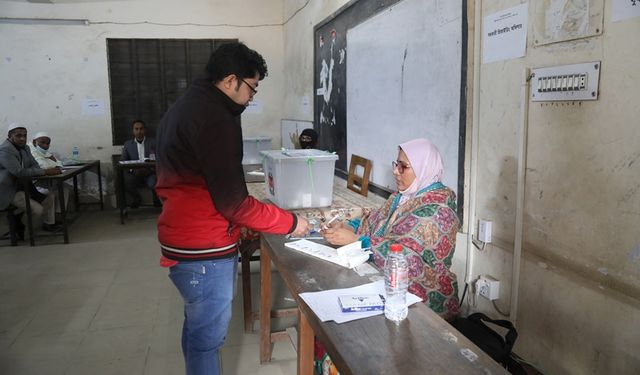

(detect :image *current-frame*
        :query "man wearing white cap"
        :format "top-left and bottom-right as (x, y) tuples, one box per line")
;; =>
(31, 131), (68, 230)
(0, 123), (61, 238)
(31, 131), (63, 169)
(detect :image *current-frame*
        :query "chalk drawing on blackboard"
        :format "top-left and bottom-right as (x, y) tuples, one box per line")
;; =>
(318, 29), (340, 128)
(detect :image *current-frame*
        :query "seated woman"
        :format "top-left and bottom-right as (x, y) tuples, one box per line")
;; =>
(316, 138), (460, 374)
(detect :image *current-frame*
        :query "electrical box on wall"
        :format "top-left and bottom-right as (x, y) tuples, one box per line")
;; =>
(478, 219), (492, 243)
(530, 61), (601, 102)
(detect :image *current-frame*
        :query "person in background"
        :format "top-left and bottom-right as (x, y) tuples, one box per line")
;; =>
(31, 131), (69, 229)
(121, 119), (160, 208)
(317, 138), (460, 374)
(299, 128), (319, 149)
(0, 123), (60, 238)
(155, 42), (311, 375)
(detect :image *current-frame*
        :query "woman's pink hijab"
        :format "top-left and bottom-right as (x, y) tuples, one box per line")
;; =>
(398, 138), (443, 203)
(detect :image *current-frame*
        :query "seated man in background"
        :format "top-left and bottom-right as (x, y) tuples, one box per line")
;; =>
(0, 123), (61, 238)
(299, 128), (318, 149)
(31, 131), (69, 228)
(121, 119), (160, 208)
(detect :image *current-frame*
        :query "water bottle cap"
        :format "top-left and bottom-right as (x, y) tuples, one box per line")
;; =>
(390, 244), (402, 253)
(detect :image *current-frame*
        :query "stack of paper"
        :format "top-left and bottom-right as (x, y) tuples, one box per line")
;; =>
(299, 280), (423, 324)
(285, 239), (370, 269)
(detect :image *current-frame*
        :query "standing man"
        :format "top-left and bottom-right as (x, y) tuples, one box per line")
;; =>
(155, 42), (310, 374)
(0, 124), (60, 238)
(121, 120), (160, 208)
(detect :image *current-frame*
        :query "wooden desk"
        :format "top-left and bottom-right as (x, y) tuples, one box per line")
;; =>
(240, 177), (386, 332)
(243, 163), (265, 183)
(259, 233), (509, 375)
(25, 160), (104, 245)
(116, 160), (156, 224)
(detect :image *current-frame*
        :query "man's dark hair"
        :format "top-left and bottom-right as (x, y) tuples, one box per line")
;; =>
(205, 42), (268, 83)
(132, 119), (146, 128)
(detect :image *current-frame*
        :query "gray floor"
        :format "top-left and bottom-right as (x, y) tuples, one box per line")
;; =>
(0, 209), (298, 375)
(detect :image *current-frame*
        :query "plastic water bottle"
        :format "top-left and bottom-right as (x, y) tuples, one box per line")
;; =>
(384, 244), (409, 323)
(72, 146), (79, 161)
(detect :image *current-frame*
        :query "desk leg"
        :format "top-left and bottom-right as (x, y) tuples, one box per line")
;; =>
(298, 310), (314, 375)
(118, 167), (125, 224)
(241, 245), (253, 333)
(23, 183), (35, 247)
(260, 239), (272, 363)
(58, 180), (69, 244)
(96, 162), (104, 210)
(73, 175), (79, 213)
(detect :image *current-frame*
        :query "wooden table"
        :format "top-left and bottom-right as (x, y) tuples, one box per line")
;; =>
(240, 177), (386, 332)
(259, 233), (509, 375)
(25, 160), (104, 245)
(243, 163), (265, 183)
(116, 160), (156, 224)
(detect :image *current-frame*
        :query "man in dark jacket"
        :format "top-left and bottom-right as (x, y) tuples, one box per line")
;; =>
(155, 42), (310, 375)
(120, 119), (159, 208)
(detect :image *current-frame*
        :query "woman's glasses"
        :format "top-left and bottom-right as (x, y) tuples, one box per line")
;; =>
(392, 160), (411, 174)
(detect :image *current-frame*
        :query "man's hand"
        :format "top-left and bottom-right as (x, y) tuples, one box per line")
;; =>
(290, 215), (311, 237)
(44, 167), (62, 176)
(48, 155), (57, 162)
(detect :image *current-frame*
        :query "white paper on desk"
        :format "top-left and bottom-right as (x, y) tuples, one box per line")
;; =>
(285, 239), (370, 269)
(299, 280), (422, 324)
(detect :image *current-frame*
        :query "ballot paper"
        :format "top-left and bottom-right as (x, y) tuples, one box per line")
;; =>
(285, 239), (370, 269)
(299, 280), (423, 324)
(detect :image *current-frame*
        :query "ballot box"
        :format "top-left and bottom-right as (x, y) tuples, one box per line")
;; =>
(243, 137), (272, 165)
(261, 149), (339, 209)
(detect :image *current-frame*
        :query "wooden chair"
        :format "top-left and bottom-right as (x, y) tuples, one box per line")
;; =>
(347, 154), (372, 197)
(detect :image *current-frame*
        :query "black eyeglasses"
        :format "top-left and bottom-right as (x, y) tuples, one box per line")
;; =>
(392, 160), (411, 174)
(240, 78), (258, 94)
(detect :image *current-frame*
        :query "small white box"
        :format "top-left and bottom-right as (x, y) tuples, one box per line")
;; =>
(261, 149), (338, 209)
(242, 137), (272, 165)
(478, 219), (492, 243)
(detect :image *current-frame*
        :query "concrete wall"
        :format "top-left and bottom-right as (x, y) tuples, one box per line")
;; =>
(281, 1), (640, 374)
(0, 0), (285, 203)
(470, 1), (640, 374)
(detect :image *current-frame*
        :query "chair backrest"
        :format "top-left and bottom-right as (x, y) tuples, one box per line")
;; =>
(347, 154), (372, 197)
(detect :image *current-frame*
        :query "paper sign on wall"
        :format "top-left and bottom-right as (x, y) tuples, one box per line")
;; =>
(82, 99), (105, 116)
(612, 0), (640, 22)
(483, 3), (529, 64)
(244, 99), (263, 114)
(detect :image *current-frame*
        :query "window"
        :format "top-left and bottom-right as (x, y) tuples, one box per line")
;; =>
(107, 38), (237, 145)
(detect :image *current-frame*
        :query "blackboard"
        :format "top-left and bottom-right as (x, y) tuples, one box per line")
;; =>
(314, 0), (467, 215)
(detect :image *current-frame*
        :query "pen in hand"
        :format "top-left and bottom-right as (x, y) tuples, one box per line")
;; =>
(320, 212), (343, 231)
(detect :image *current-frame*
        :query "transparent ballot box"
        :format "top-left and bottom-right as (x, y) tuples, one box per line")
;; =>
(261, 149), (339, 209)
(242, 137), (272, 165)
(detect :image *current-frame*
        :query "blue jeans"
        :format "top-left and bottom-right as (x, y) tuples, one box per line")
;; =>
(169, 255), (238, 375)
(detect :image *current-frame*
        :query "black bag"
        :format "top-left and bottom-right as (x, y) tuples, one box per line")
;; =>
(451, 313), (525, 374)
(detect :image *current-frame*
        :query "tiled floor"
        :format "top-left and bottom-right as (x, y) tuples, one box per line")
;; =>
(0, 209), (298, 375)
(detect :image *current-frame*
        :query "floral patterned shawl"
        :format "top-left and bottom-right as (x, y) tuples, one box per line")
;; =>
(358, 183), (460, 320)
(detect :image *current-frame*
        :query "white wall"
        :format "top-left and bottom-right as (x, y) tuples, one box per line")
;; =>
(0, 0), (285, 202)
(283, 0), (640, 374)
(470, 1), (640, 374)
